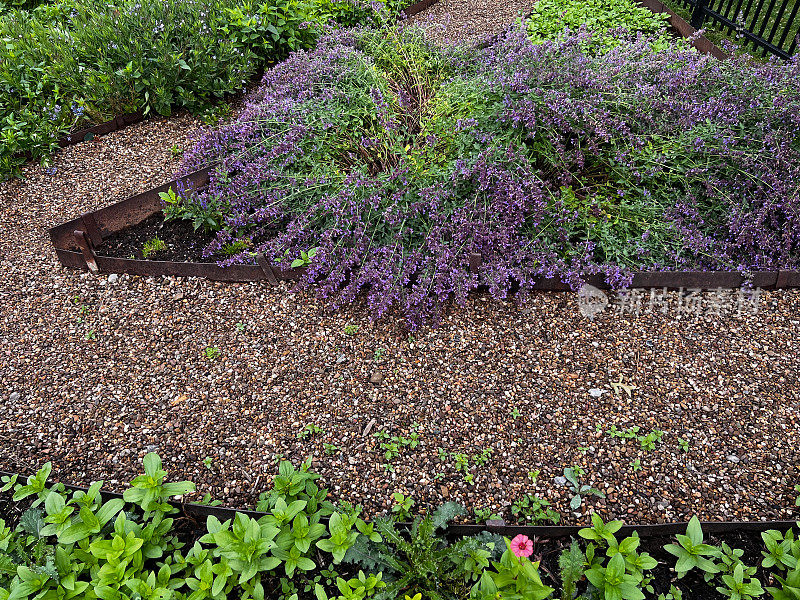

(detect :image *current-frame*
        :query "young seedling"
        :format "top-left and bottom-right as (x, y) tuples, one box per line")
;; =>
(204, 346), (221, 360)
(564, 466), (605, 510)
(391, 492), (414, 520)
(473, 507), (502, 523)
(142, 237), (166, 258)
(297, 423), (324, 440)
(344, 324), (359, 336)
(663, 516), (722, 579)
(678, 437), (690, 453)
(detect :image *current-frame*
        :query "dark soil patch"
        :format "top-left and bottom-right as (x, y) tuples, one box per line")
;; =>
(99, 214), (222, 263)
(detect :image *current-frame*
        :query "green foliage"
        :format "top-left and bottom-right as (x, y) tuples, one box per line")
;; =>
(558, 541), (584, 600)
(160, 186), (229, 234)
(390, 494), (414, 521)
(298, 423), (324, 440)
(372, 426), (421, 470)
(663, 516), (722, 579)
(473, 508), (502, 524)
(511, 494), (561, 524)
(0, 0), (398, 181)
(142, 237), (166, 258)
(581, 515), (657, 600)
(342, 504), (477, 600)
(563, 467), (605, 511)
(470, 538), (555, 600)
(524, 0), (672, 52)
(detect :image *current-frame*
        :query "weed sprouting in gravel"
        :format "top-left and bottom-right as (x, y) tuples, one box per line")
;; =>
(298, 423), (325, 440)
(563, 466), (605, 511)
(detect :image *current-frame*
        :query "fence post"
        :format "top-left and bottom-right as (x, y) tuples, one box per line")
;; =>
(690, 0), (708, 29)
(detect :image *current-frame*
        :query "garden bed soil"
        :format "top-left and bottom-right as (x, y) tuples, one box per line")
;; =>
(99, 214), (220, 263)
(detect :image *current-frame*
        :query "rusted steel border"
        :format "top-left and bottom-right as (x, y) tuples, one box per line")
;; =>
(402, 0), (439, 17)
(47, 169), (800, 288)
(47, 169), (800, 289)
(636, 0), (727, 58)
(58, 111), (146, 148)
(1, 470), (797, 538)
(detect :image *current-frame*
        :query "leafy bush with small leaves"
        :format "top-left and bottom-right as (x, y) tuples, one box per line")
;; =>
(0, 0), (400, 181)
(511, 494), (561, 524)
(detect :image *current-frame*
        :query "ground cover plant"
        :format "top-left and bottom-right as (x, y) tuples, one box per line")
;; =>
(170, 21), (800, 327)
(523, 0), (672, 51)
(2, 457), (800, 599)
(0, 0), (400, 180)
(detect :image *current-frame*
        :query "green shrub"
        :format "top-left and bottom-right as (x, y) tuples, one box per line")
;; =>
(525, 0), (672, 51)
(0, 0), (397, 180)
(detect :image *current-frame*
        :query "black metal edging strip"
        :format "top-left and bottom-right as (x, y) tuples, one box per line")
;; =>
(2, 470), (797, 539)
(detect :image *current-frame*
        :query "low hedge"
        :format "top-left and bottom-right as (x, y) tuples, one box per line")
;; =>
(0, 0), (400, 180)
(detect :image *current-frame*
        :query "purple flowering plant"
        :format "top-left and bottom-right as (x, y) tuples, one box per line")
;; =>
(177, 23), (800, 327)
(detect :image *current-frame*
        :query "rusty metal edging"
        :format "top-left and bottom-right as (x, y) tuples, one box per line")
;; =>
(58, 111), (146, 148)
(47, 170), (800, 289)
(1, 470), (797, 538)
(636, 0), (727, 59)
(402, 0), (439, 17)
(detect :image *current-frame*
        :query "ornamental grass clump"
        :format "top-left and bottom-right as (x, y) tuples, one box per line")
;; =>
(177, 24), (800, 327)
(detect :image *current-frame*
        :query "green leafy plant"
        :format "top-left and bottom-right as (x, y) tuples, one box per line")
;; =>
(558, 541), (585, 600)
(391, 493), (414, 521)
(473, 508), (502, 524)
(160, 186), (229, 234)
(563, 466), (605, 511)
(663, 516), (722, 578)
(344, 324), (359, 336)
(511, 494), (561, 524)
(580, 515), (657, 600)
(716, 562), (765, 600)
(290, 247), (318, 268)
(142, 236), (166, 258)
(205, 346), (221, 360)
(323, 443), (340, 456)
(298, 423), (324, 440)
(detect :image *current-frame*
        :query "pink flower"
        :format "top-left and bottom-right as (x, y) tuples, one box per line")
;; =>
(510, 534), (533, 558)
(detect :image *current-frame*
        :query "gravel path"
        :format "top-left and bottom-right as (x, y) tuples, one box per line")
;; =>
(1, 109), (800, 526)
(407, 0), (535, 45)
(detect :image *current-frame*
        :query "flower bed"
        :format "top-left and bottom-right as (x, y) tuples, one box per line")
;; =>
(2, 457), (799, 600)
(150, 23), (800, 327)
(0, 0), (403, 180)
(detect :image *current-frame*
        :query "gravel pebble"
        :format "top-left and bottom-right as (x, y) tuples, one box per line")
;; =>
(408, 0), (535, 45)
(1, 96), (799, 526)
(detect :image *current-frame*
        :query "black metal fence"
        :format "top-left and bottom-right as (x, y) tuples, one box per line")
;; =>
(672, 0), (799, 58)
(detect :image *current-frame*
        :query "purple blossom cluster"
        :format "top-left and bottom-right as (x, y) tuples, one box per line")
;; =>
(177, 24), (800, 326)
